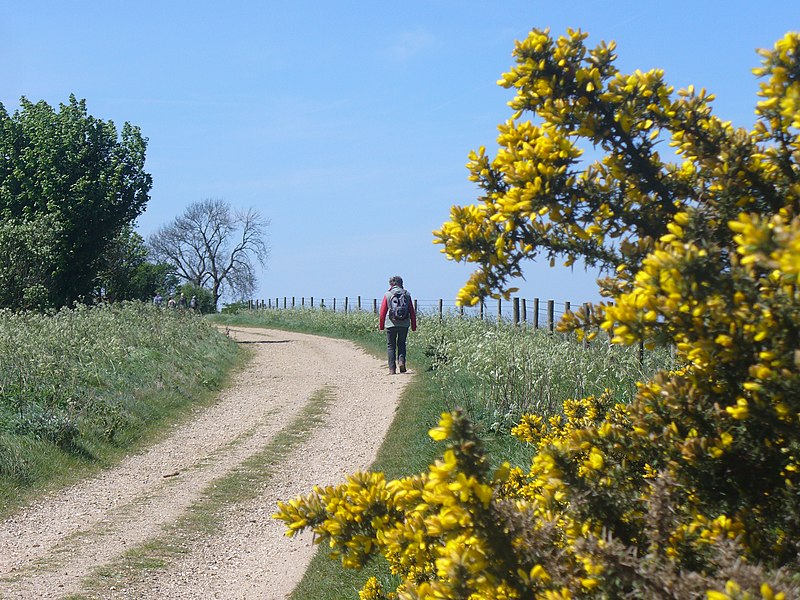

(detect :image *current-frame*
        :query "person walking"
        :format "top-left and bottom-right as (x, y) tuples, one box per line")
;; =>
(379, 275), (417, 375)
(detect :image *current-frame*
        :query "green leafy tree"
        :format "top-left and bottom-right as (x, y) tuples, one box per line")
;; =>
(96, 226), (177, 302)
(277, 30), (800, 599)
(0, 95), (152, 307)
(0, 214), (62, 310)
(148, 198), (270, 310)
(177, 282), (215, 314)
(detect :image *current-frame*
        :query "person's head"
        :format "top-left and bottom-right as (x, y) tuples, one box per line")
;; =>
(389, 275), (403, 288)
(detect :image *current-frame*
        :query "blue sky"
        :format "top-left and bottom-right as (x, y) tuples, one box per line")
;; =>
(2, 1), (798, 308)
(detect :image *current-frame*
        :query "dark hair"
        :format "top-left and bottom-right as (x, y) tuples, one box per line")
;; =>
(389, 275), (403, 287)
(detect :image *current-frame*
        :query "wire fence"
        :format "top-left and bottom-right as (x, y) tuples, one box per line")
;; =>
(247, 295), (590, 332)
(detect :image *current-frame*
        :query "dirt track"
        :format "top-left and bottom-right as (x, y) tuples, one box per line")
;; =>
(0, 327), (408, 599)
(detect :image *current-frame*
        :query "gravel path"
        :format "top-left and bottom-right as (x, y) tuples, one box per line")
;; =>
(0, 327), (409, 599)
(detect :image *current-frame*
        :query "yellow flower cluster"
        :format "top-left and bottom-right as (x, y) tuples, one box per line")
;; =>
(275, 409), (626, 598)
(707, 580), (786, 600)
(359, 576), (395, 600)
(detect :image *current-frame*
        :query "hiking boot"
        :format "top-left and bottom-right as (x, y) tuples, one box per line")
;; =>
(389, 367), (396, 375)
(398, 359), (407, 373)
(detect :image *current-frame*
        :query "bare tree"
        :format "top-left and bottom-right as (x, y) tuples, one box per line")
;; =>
(148, 199), (269, 309)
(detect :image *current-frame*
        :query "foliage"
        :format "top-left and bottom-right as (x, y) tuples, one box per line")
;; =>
(0, 302), (238, 498)
(0, 214), (62, 310)
(0, 95), (152, 308)
(96, 226), (177, 302)
(178, 282), (216, 314)
(276, 29), (800, 599)
(148, 198), (270, 310)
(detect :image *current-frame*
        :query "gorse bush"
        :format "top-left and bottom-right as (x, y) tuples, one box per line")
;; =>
(0, 301), (238, 488)
(275, 29), (800, 599)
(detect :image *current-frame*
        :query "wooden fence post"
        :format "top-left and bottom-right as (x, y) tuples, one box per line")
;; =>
(497, 298), (502, 324)
(583, 303), (591, 348)
(311, 296), (314, 308)
(373, 298), (377, 314)
(521, 298), (527, 323)
(358, 295), (361, 311)
(533, 298), (540, 329)
(438, 299), (443, 320)
(480, 300), (484, 320)
(332, 298), (336, 312)
(344, 297), (349, 314)
(547, 300), (555, 333)
(513, 297), (520, 325)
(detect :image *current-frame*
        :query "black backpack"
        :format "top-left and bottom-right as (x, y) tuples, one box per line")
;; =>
(388, 290), (410, 321)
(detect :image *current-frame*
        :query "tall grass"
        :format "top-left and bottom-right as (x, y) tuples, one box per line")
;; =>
(0, 302), (241, 512)
(416, 315), (673, 432)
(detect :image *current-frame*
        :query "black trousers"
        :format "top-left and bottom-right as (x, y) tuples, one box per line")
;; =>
(386, 326), (408, 370)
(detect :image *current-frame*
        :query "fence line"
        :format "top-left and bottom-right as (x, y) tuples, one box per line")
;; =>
(246, 295), (591, 331)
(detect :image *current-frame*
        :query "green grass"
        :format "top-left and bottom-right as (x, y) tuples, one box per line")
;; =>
(417, 315), (674, 432)
(0, 302), (243, 517)
(211, 307), (676, 599)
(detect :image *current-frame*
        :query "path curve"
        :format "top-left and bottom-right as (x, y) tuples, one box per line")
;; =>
(0, 327), (408, 599)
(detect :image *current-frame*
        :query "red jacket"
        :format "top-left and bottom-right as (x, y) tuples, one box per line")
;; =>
(379, 288), (417, 331)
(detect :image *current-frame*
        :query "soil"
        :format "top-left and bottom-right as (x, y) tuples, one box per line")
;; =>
(0, 327), (409, 599)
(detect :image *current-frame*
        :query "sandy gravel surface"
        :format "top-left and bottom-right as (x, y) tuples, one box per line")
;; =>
(0, 327), (409, 599)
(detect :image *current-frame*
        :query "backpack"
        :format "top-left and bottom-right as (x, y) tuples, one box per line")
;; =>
(388, 290), (410, 321)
